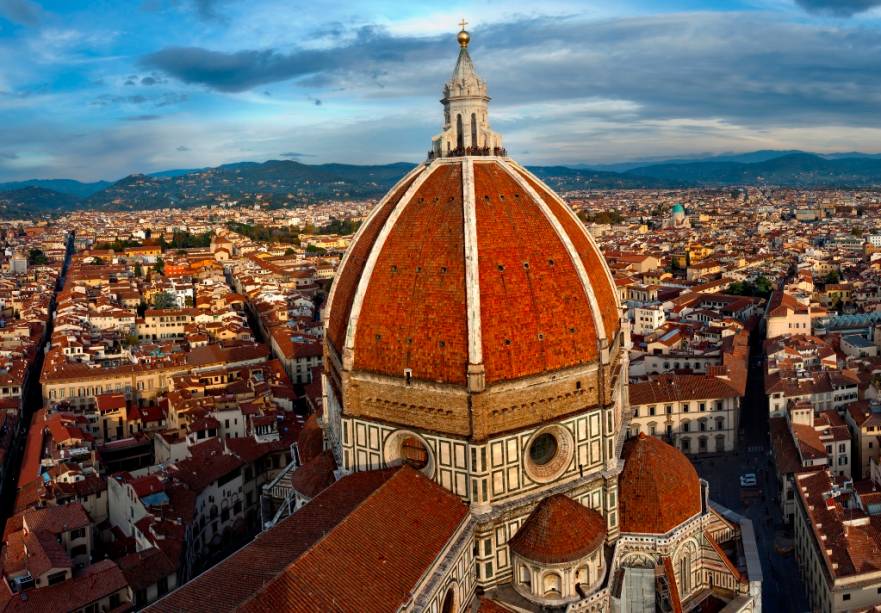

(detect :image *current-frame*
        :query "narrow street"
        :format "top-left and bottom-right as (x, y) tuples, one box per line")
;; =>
(0, 230), (74, 533)
(691, 328), (809, 612)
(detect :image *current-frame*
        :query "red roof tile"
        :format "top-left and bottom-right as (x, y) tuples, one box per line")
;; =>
(509, 493), (606, 564)
(148, 466), (467, 613)
(619, 434), (702, 534)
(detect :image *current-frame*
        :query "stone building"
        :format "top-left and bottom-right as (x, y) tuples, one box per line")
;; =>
(150, 27), (762, 613)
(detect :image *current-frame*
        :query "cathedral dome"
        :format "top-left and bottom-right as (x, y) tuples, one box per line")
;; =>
(618, 433), (702, 534)
(324, 156), (620, 387)
(322, 30), (623, 442)
(509, 494), (606, 564)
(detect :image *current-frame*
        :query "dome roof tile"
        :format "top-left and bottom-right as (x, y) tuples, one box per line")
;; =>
(326, 158), (620, 387)
(509, 493), (607, 564)
(619, 434), (702, 534)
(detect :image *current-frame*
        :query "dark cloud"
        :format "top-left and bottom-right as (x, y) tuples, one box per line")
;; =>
(0, 152), (18, 160)
(280, 152), (315, 159)
(141, 25), (445, 92)
(193, 0), (226, 22)
(139, 0), (230, 21)
(314, 98), (322, 106)
(92, 92), (186, 108)
(0, 0), (43, 26)
(124, 114), (161, 121)
(176, 145), (191, 151)
(141, 15), (881, 132)
(93, 94), (148, 107)
(141, 76), (158, 86)
(154, 92), (188, 107)
(795, 0), (881, 16)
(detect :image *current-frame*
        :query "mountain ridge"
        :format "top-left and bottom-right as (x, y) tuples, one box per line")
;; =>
(3, 151), (881, 216)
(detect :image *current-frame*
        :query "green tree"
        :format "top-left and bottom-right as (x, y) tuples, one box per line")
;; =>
(152, 291), (177, 309)
(305, 244), (327, 255)
(824, 270), (840, 285)
(27, 248), (48, 265)
(134, 262), (143, 278)
(154, 257), (164, 274)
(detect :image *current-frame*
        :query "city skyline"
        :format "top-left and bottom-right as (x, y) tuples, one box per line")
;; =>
(3, 0), (881, 181)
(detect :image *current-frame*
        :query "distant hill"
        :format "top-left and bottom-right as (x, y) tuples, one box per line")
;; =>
(5, 149), (881, 216)
(0, 186), (80, 215)
(0, 179), (110, 198)
(82, 160), (424, 210)
(527, 165), (687, 189)
(626, 153), (881, 187)
(584, 150), (810, 173)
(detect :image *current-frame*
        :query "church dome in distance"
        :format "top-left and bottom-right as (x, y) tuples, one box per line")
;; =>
(618, 433), (702, 534)
(509, 494), (607, 564)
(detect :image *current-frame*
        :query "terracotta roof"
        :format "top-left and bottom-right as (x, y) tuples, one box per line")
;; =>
(239, 465), (468, 613)
(148, 466), (467, 613)
(117, 547), (177, 591)
(508, 494), (606, 564)
(629, 374), (740, 405)
(619, 434), (702, 534)
(328, 158), (620, 387)
(0, 559), (128, 612)
(290, 449), (337, 499)
(296, 414), (323, 464)
(478, 599), (516, 612)
(326, 172), (419, 352)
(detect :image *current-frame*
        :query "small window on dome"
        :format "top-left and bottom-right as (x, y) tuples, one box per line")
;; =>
(548, 259), (555, 267)
(523, 262), (530, 270)
(504, 338), (512, 345)
(438, 340), (446, 348)
(390, 265), (397, 273)
(440, 266), (447, 274)
(497, 264), (505, 272)
(529, 433), (558, 466)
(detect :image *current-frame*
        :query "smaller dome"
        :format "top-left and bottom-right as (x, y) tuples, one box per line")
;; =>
(619, 434), (702, 534)
(509, 494), (607, 564)
(672, 203), (685, 214)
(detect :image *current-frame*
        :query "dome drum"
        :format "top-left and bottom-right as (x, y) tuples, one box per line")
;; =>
(508, 494), (609, 604)
(336, 346), (618, 441)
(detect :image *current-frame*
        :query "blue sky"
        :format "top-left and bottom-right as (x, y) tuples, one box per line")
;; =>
(1, 0), (881, 181)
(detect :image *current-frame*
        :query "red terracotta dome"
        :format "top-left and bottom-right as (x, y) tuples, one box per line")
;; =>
(509, 493), (607, 564)
(618, 434), (702, 534)
(325, 157), (620, 386)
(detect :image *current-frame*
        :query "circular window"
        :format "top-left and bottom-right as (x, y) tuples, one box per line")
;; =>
(384, 430), (434, 477)
(529, 433), (558, 466)
(523, 425), (574, 483)
(400, 436), (429, 469)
